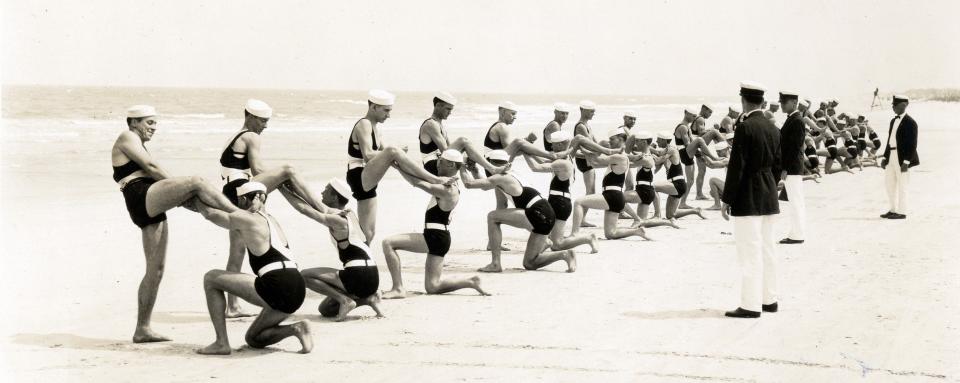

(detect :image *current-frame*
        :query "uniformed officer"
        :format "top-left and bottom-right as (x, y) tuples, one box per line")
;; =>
(778, 90), (806, 244)
(880, 95), (919, 219)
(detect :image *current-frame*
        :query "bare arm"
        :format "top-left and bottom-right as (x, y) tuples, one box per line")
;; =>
(355, 120), (382, 161)
(523, 155), (554, 173)
(423, 120), (448, 151)
(459, 165), (497, 190)
(118, 131), (171, 180)
(398, 168), (451, 197)
(196, 202), (233, 229)
(243, 133), (267, 176)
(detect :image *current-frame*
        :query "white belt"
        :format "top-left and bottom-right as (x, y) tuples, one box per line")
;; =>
(421, 151), (440, 163)
(549, 190), (571, 198)
(525, 195), (543, 209)
(670, 175), (685, 181)
(221, 167), (251, 180)
(603, 185), (623, 192)
(636, 181), (652, 186)
(345, 259), (376, 268)
(807, 155), (817, 158)
(827, 145), (837, 148)
(425, 222), (448, 231)
(256, 260), (298, 277)
(347, 159), (366, 170)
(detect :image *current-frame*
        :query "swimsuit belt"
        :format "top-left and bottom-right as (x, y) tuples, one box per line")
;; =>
(256, 260), (298, 277)
(549, 190), (571, 198)
(670, 175), (685, 181)
(425, 222), (448, 231)
(888, 147), (897, 150)
(421, 151), (440, 163)
(525, 195), (543, 209)
(636, 181), (653, 186)
(603, 185), (623, 191)
(221, 167), (252, 180)
(347, 158), (366, 169)
(344, 259), (376, 268)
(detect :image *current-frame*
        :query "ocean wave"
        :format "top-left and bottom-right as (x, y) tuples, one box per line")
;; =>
(326, 99), (367, 105)
(166, 113), (226, 119)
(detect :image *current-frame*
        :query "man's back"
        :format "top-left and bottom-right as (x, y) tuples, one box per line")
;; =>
(722, 111), (781, 216)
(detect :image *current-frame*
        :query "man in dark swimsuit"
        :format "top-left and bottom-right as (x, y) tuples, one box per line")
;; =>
(111, 105), (240, 343)
(483, 101), (558, 209)
(381, 150), (491, 299)
(419, 92), (506, 177)
(218, 99), (330, 317)
(194, 182), (312, 355)
(348, 89), (455, 244)
(542, 102), (571, 151)
(673, 108), (699, 209)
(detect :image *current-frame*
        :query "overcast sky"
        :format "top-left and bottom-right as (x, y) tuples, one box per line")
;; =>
(3, 0), (959, 97)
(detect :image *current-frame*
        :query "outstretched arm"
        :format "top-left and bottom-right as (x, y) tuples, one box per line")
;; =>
(523, 155), (554, 173)
(196, 202), (234, 229)
(459, 165), (497, 190)
(398, 168), (452, 197)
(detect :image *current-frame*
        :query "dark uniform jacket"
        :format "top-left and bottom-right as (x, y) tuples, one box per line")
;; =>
(780, 111), (805, 176)
(883, 114), (919, 168)
(721, 109), (782, 216)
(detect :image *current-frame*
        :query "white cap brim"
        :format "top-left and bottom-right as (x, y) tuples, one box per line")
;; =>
(368, 89), (396, 106)
(579, 100), (596, 110)
(440, 149), (464, 163)
(237, 181), (268, 196)
(485, 150), (509, 162)
(329, 178), (352, 200)
(245, 99), (273, 119)
(127, 105), (157, 118)
(434, 91), (457, 106)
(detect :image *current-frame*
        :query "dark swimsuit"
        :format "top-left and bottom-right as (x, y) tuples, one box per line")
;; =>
(667, 160), (687, 197)
(573, 122), (595, 172)
(346, 119), (380, 200)
(332, 214), (379, 299)
(423, 190), (457, 257)
(113, 147), (167, 228)
(499, 173), (555, 235)
(249, 212), (305, 314)
(825, 137), (839, 159)
(634, 166), (656, 205)
(420, 118), (441, 176)
(484, 122), (504, 150)
(805, 146), (820, 170)
(548, 175), (572, 221)
(674, 125), (695, 166)
(601, 171), (626, 213)
(219, 131), (253, 205)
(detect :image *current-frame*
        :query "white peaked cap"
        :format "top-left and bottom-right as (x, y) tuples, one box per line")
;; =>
(893, 94), (910, 102)
(779, 90), (799, 97)
(484, 150), (510, 162)
(440, 149), (464, 163)
(499, 101), (518, 112)
(245, 99), (272, 118)
(633, 131), (653, 140)
(624, 110), (638, 118)
(328, 178), (353, 200)
(607, 127), (627, 139)
(435, 91), (457, 106)
(548, 130), (573, 143)
(127, 105), (157, 118)
(714, 141), (730, 151)
(657, 132), (673, 140)
(236, 181), (267, 196)
(740, 80), (767, 92)
(554, 102), (571, 113)
(579, 100), (596, 110)
(368, 89), (396, 106)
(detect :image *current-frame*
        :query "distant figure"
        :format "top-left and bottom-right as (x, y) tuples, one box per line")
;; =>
(871, 87), (882, 110)
(776, 91), (807, 245)
(721, 81), (782, 319)
(880, 95), (919, 219)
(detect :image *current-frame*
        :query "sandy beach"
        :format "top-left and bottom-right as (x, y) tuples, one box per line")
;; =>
(1, 100), (957, 382)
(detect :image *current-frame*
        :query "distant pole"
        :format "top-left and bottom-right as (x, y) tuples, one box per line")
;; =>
(870, 87), (881, 110)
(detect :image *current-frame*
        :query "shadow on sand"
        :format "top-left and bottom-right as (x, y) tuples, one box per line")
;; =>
(621, 308), (726, 320)
(9, 333), (282, 358)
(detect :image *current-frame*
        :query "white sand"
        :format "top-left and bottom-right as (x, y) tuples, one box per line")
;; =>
(1, 102), (957, 382)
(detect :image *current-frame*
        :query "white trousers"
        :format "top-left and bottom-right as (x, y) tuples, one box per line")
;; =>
(733, 215), (778, 312)
(783, 175), (806, 240)
(885, 151), (910, 214)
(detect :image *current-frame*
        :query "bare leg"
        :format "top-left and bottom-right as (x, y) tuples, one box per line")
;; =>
(486, 192), (510, 251)
(695, 156), (709, 200)
(133, 221), (171, 343)
(679, 165), (694, 209)
(224, 230), (255, 318)
(707, 178), (724, 210)
(581, 168), (597, 227)
(549, 222), (598, 253)
(449, 137), (506, 174)
(301, 267), (356, 322)
(244, 308), (312, 354)
(522, 234), (576, 272)
(145, 176), (237, 217)
(481, 209), (523, 272)
(357, 198), (377, 244)
(253, 165), (325, 212)
(602, 211), (649, 240)
(381, 233), (426, 299)
(505, 139), (557, 160)
(673, 206), (705, 220)
(362, 146), (448, 190)
(425, 255), (489, 296)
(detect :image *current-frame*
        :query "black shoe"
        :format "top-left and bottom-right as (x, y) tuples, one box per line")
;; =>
(889, 213), (906, 220)
(762, 302), (778, 313)
(880, 211), (895, 219)
(779, 238), (804, 244)
(724, 307), (761, 318)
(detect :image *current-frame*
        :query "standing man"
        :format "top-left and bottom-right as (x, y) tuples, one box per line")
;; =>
(721, 81), (782, 319)
(720, 106), (740, 133)
(573, 100), (601, 227)
(881, 95), (919, 219)
(542, 103), (570, 151)
(777, 91), (806, 244)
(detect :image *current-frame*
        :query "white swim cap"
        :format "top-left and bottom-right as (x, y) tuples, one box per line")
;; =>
(554, 102), (571, 113)
(237, 181), (267, 196)
(657, 132), (673, 140)
(607, 127), (627, 139)
(434, 91), (457, 106)
(624, 110), (638, 118)
(633, 131), (653, 140)
(126, 105), (156, 118)
(245, 99), (272, 119)
(368, 89), (396, 106)
(440, 149), (464, 163)
(683, 107), (697, 115)
(499, 101), (518, 112)
(579, 100), (596, 110)
(328, 178), (352, 200)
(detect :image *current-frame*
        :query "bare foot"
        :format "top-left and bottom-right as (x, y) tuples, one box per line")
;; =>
(486, 244), (511, 251)
(381, 288), (408, 300)
(618, 211), (631, 220)
(291, 321), (313, 354)
(678, 204), (694, 209)
(470, 276), (491, 296)
(225, 305), (257, 318)
(668, 218), (681, 229)
(695, 195), (710, 201)
(334, 299), (357, 322)
(477, 263), (503, 273)
(361, 292), (386, 318)
(579, 220), (597, 228)
(588, 234), (599, 254)
(196, 342), (231, 355)
(636, 227), (651, 241)
(695, 208), (707, 220)
(564, 250), (577, 272)
(133, 328), (172, 343)
(706, 204), (721, 211)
